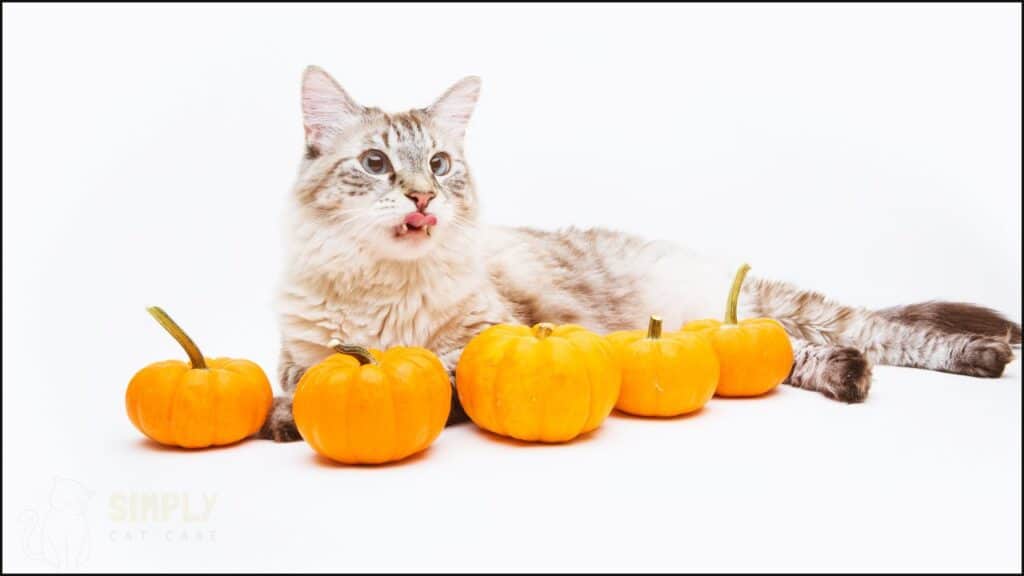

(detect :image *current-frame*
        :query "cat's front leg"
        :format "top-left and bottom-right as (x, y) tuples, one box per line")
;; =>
(258, 396), (302, 442)
(256, 347), (308, 442)
(439, 347), (470, 426)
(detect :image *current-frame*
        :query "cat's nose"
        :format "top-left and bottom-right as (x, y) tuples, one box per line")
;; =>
(405, 190), (436, 212)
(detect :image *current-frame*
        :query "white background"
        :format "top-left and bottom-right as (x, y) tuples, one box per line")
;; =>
(3, 3), (1021, 572)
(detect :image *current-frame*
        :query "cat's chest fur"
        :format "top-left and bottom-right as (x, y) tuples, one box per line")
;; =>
(325, 282), (461, 348)
(278, 225), (495, 369)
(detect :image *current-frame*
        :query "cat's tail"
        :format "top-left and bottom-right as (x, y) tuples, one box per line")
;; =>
(741, 277), (1020, 377)
(876, 301), (1022, 345)
(19, 509), (45, 564)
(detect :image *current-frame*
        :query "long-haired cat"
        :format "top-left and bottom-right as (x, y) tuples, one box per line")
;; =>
(260, 66), (1020, 441)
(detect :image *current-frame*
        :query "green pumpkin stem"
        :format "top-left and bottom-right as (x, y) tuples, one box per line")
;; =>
(328, 339), (378, 366)
(646, 315), (663, 339)
(725, 263), (752, 325)
(147, 306), (207, 369)
(533, 323), (555, 340)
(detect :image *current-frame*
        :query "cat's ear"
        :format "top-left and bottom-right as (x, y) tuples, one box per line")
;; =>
(426, 76), (481, 140)
(301, 66), (363, 157)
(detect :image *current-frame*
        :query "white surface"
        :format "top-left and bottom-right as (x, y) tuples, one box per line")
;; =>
(2, 3), (1021, 572)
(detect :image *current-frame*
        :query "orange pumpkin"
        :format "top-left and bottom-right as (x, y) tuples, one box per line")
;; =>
(292, 341), (450, 464)
(126, 307), (273, 448)
(456, 323), (620, 443)
(681, 264), (794, 397)
(606, 315), (719, 417)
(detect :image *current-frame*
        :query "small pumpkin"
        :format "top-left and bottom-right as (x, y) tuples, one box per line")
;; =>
(292, 341), (450, 464)
(606, 315), (719, 417)
(456, 323), (620, 443)
(681, 264), (794, 397)
(126, 307), (273, 448)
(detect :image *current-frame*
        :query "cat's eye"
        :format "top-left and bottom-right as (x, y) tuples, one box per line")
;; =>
(360, 150), (392, 175)
(429, 152), (451, 177)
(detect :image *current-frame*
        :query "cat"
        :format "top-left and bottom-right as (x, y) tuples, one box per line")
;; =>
(259, 66), (1021, 442)
(20, 477), (92, 570)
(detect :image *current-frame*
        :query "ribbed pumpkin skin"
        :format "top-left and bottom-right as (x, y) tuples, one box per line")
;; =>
(292, 347), (451, 465)
(456, 324), (620, 443)
(606, 329), (719, 417)
(681, 318), (794, 397)
(126, 358), (272, 448)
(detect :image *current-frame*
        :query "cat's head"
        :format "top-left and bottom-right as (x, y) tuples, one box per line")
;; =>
(292, 66), (481, 262)
(49, 477), (92, 512)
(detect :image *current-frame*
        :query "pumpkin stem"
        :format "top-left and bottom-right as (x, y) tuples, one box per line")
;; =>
(533, 323), (555, 340)
(146, 306), (207, 369)
(725, 263), (752, 325)
(328, 339), (378, 366)
(646, 315), (663, 339)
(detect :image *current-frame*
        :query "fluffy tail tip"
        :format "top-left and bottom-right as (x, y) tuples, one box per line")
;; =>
(880, 301), (1021, 346)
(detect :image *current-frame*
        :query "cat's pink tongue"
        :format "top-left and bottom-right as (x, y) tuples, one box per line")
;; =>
(404, 212), (437, 228)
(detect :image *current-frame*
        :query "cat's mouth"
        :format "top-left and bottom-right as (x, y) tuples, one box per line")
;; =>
(395, 212), (438, 239)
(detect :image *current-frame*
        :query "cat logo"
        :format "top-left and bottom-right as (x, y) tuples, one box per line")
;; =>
(19, 477), (93, 570)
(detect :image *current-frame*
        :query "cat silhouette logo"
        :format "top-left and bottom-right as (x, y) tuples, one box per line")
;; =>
(20, 477), (93, 570)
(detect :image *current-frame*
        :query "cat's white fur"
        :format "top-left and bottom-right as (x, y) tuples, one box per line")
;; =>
(279, 211), (739, 377)
(260, 67), (1017, 441)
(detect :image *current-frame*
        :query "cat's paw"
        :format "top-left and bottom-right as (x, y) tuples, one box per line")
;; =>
(257, 397), (304, 442)
(278, 361), (308, 395)
(950, 337), (1015, 378)
(820, 347), (873, 403)
(264, 419), (303, 443)
(445, 369), (470, 426)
